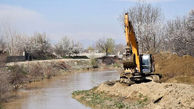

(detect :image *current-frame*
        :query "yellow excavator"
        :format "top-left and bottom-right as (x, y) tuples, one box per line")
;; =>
(120, 13), (161, 84)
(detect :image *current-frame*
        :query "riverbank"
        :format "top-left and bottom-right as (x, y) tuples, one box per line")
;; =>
(3, 70), (120, 109)
(1, 58), (122, 109)
(0, 59), (93, 107)
(72, 81), (149, 109)
(72, 53), (194, 109)
(73, 81), (194, 109)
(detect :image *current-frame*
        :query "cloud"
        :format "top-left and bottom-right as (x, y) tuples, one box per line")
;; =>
(0, 4), (43, 20)
(0, 4), (47, 32)
(0, 4), (123, 47)
(119, 0), (175, 3)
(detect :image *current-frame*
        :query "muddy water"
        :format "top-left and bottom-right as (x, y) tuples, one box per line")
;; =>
(4, 70), (119, 109)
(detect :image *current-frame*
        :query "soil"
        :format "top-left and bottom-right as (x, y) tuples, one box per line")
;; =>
(73, 81), (194, 109)
(153, 52), (194, 84)
(98, 81), (194, 109)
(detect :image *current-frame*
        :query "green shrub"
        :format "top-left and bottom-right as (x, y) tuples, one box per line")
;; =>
(0, 69), (11, 102)
(113, 63), (121, 68)
(90, 58), (98, 68)
(114, 102), (125, 109)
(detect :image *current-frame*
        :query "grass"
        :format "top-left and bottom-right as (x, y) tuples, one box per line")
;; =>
(90, 58), (98, 68)
(72, 88), (149, 109)
(114, 102), (125, 109)
(113, 63), (122, 68)
(8, 65), (27, 75)
(0, 103), (2, 109)
(72, 90), (89, 96)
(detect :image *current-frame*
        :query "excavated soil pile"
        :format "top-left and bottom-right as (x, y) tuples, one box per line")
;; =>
(96, 81), (194, 109)
(153, 52), (194, 84)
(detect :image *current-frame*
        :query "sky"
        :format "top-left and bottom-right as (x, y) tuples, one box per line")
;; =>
(0, 0), (193, 47)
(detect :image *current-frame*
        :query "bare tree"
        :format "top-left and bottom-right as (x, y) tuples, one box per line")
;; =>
(121, 2), (163, 53)
(0, 69), (11, 101)
(0, 37), (6, 53)
(55, 36), (71, 57)
(96, 38), (115, 56)
(187, 10), (194, 56)
(114, 43), (125, 55)
(0, 36), (7, 66)
(55, 36), (83, 57)
(0, 22), (29, 56)
(25, 33), (53, 59)
(3, 25), (20, 55)
(72, 41), (83, 56)
(164, 10), (194, 56)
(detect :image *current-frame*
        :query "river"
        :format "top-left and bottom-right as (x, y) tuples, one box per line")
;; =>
(4, 70), (119, 109)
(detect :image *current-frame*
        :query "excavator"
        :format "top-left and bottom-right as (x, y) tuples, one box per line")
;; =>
(120, 13), (161, 84)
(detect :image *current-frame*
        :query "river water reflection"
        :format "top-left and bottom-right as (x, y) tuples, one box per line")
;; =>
(4, 70), (119, 109)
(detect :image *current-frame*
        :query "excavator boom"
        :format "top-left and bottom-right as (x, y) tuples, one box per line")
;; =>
(124, 13), (141, 72)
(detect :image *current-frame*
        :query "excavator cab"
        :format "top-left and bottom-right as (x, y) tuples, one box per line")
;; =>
(140, 54), (154, 74)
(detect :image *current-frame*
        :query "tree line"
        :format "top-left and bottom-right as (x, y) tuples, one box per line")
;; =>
(0, 31), (84, 59)
(96, 3), (194, 57)
(0, 2), (194, 59)
(121, 3), (194, 56)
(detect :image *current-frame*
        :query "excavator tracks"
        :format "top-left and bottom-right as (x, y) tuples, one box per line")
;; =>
(119, 13), (162, 85)
(120, 72), (161, 85)
(120, 72), (135, 85)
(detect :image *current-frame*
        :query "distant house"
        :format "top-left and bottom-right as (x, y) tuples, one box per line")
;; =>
(6, 51), (33, 63)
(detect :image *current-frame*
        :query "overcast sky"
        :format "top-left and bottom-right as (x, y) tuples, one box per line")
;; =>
(0, 0), (193, 47)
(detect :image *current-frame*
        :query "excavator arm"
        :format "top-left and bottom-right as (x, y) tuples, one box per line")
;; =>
(120, 13), (161, 83)
(124, 13), (141, 72)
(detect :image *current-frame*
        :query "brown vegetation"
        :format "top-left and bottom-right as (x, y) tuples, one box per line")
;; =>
(8, 65), (28, 88)
(0, 69), (11, 102)
(0, 53), (7, 67)
(0, 61), (73, 103)
(96, 38), (115, 56)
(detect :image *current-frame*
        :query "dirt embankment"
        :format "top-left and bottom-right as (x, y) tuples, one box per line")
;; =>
(98, 81), (194, 109)
(153, 52), (194, 84)
(73, 53), (194, 109)
(73, 81), (194, 109)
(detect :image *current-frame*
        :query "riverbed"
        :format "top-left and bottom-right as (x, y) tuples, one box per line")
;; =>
(3, 70), (119, 109)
